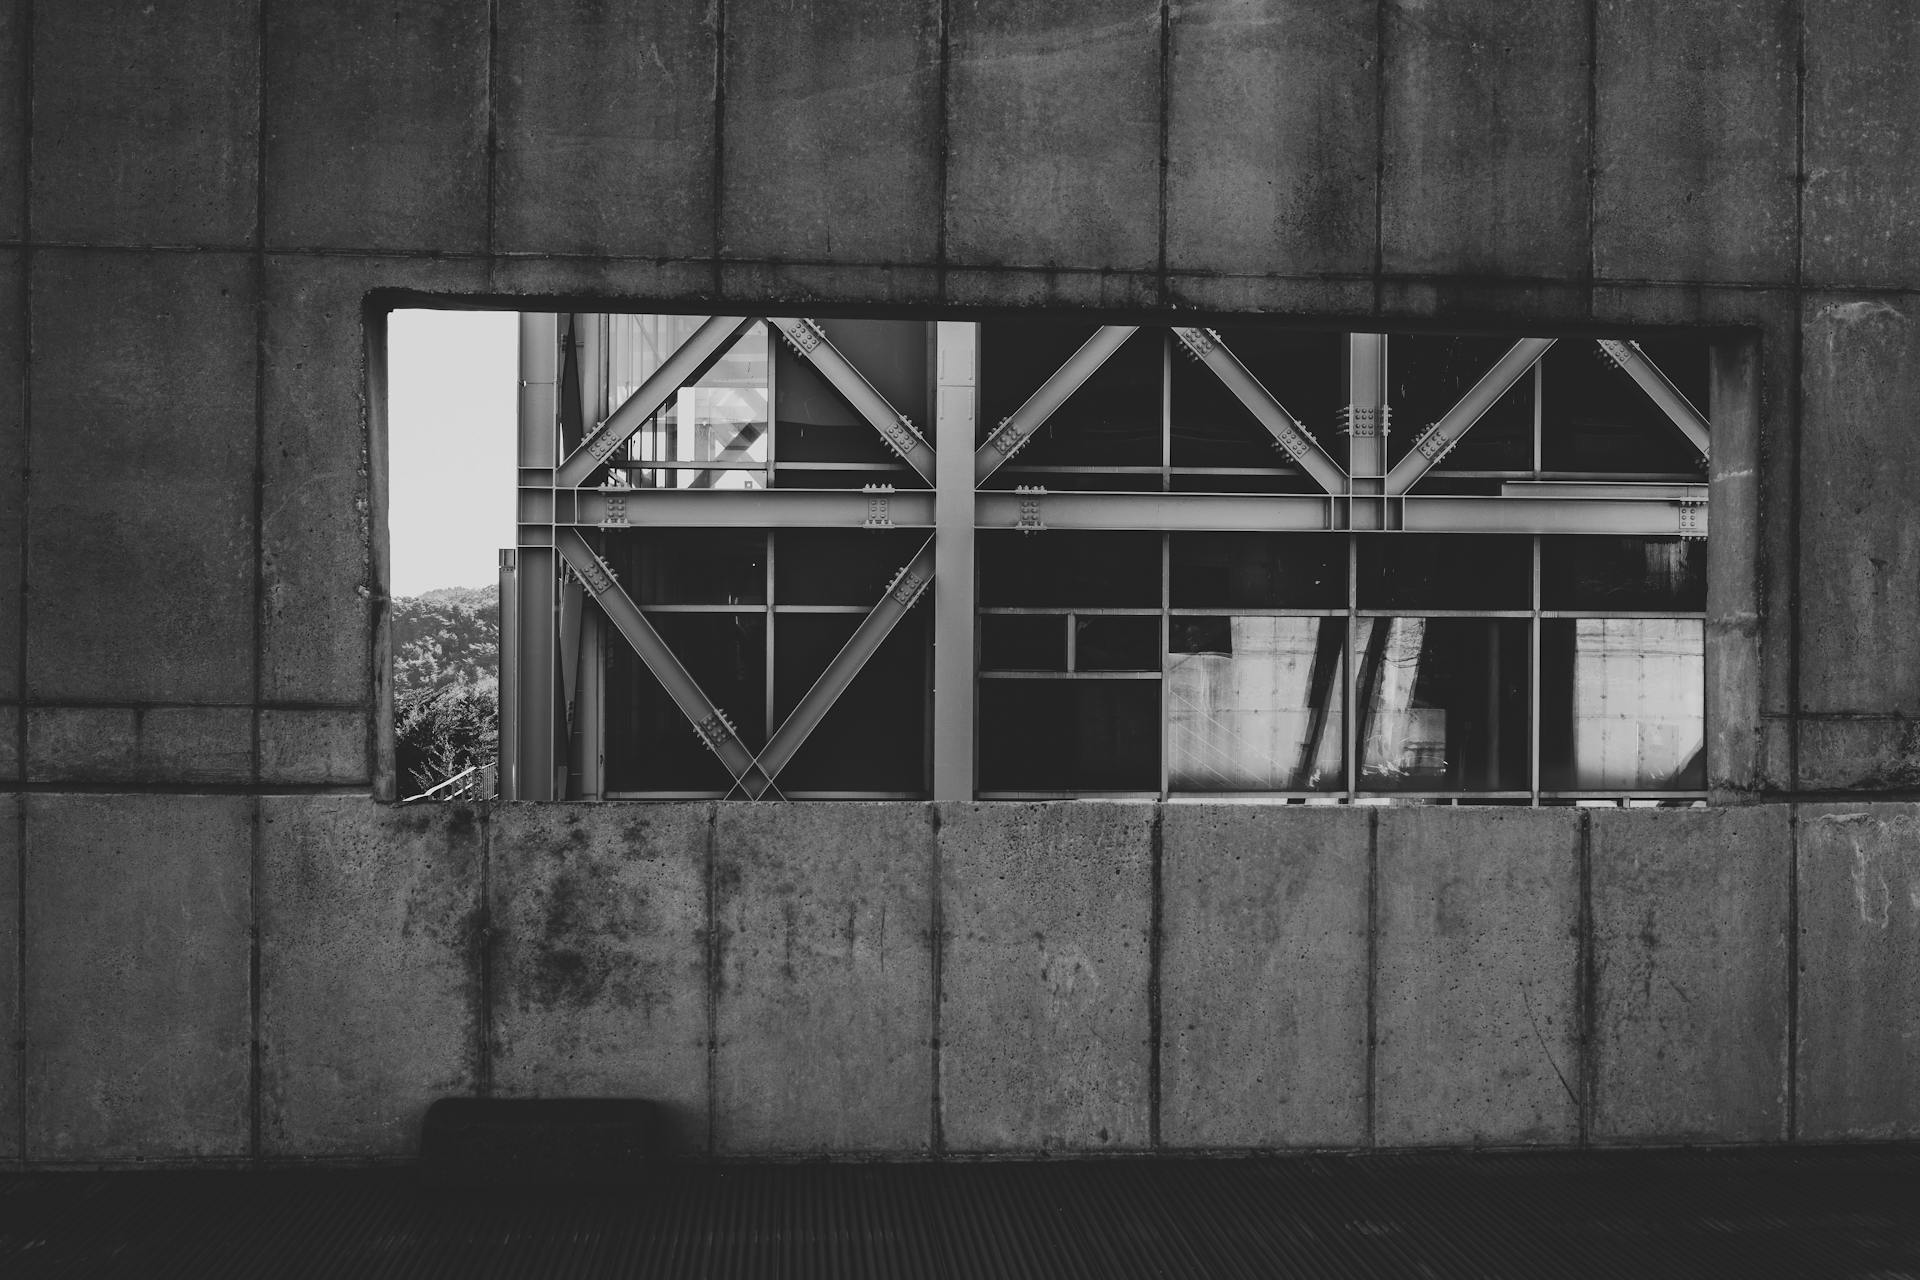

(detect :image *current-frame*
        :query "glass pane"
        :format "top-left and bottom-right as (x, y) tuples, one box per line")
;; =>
(775, 529), (927, 605)
(1075, 616), (1160, 671)
(1169, 616), (1346, 792)
(980, 323), (1161, 473)
(1356, 618), (1528, 791)
(1542, 537), (1706, 611)
(1388, 334), (1534, 471)
(1541, 341), (1704, 474)
(772, 611), (928, 794)
(981, 616), (1067, 671)
(978, 531), (1161, 608)
(978, 679), (1160, 792)
(1357, 535), (1529, 610)
(773, 319), (930, 470)
(604, 613), (766, 792)
(613, 530), (765, 605)
(1172, 533), (1346, 608)
(1541, 619), (1704, 790)
(624, 322), (770, 489)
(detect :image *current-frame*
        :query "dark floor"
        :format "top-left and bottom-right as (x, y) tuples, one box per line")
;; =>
(2, 1147), (1917, 1279)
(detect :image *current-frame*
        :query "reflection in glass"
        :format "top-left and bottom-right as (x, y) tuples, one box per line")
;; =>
(1168, 617), (1345, 791)
(1541, 619), (1703, 791)
(774, 319), (929, 471)
(616, 321), (769, 489)
(1542, 537), (1705, 611)
(1356, 618), (1528, 791)
(1171, 533), (1346, 609)
(1358, 536), (1530, 610)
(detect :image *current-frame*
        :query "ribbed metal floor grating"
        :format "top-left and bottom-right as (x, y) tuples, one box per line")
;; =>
(3, 1147), (1918, 1279)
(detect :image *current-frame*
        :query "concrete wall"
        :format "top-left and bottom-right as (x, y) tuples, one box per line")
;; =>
(4, 0), (1920, 1162)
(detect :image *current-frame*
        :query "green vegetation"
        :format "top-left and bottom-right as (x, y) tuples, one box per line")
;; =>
(394, 586), (500, 798)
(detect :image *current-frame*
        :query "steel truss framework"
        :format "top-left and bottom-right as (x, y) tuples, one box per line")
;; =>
(501, 315), (1712, 802)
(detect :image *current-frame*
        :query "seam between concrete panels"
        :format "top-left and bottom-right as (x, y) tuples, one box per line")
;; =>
(1364, 807), (1378, 1147)
(1155, 0), (1170, 308)
(928, 803), (944, 1157)
(1786, 803), (1799, 1140)
(933, 0), (950, 302)
(709, 0), (727, 289)
(484, 0), (498, 260)
(247, 795), (261, 1164)
(704, 801), (718, 1156)
(1583, 0), (1597, 318)
(1576, 808), (1594, 1145)
(1147, 803), (1163, 1150)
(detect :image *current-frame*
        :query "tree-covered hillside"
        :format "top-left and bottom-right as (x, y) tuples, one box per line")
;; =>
(393, 585), (499, 798)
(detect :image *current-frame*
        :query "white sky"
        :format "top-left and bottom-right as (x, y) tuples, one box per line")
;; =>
(387, 309), (519, 596)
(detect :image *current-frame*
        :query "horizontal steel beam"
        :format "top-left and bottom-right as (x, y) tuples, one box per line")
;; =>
(975, 326), (1137, 485)
(770, 318), (937, 484)
(524, 486), (936, 529)
(1385, 338), (1557, 495)
(1499, 480), (1708, 502)
(1598, 339), (1712, 457)
(976, 489), (1705, 537)
(1173, 327), (1348, 495)
(555, 315), (755, 489)
(742, 538), (937, 799)
(554, 529), (775, 794)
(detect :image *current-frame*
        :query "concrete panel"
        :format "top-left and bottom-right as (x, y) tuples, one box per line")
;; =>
(945, 0), (1161, 271)
(31, 0), (258, 246)
(942, 266), (1162, 312)
(1593, 0), (1796, 284)
(1165, 274), (1376, 320)
(487, 256), (717, 304)
(722, 0), (939, 264)
(714, 804), (932, 1154)
(0, 0), (20, 243)
(0, 705), (15, 781)
(718, 261), (941, 310)
(494, 2), (716, 259)
(488, 804), (708, 1151)
(1799, 294), (1920, 716)
(1589, 807), (1789, 1143)
(1375, 808), (1580, 1147)
(26, 794), (251, 1160)
(265, 2), (488, 252)
(938, 803), (1152, 1152)
(259, 708), (369, 786)
(1805, 6), (1920, 288)
(27, 250), (255, 704)
(25, 706), (135, 782)
(0, 795), (17, 1159)
(136, 707), (253, 785)
(1160, 807), (1369, 1149)
(1381, 0), (1589, 279)
(1165, 0), (1376, 277)
(1798, 804), (1920, 1138)
(1377, 279), (1587, 328)
(260, 254), (487, 706)
(260, 796), (482, 1157)
(1798, 719), (1920, 791)
(0, 249), (16, 703)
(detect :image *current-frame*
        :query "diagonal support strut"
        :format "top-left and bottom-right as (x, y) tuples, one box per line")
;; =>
(975, 326), (1137, 485)
(1172, 327), (1348, 494)
(1384, 338), (1556, 495)
(1597, 339), (1711, 458)
(769, 318), (938, 484)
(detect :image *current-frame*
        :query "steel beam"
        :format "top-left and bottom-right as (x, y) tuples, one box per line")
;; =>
(555, 528), (775, 795)
(555, 315), (755, 489)
(1347, 335), (1388, 485)
(1597, 339), (1712, 458)
(1173, 327), (1347, 495)
(497, 549), (520, 799)
(524, 486), (937, 529)
(770, 318), (938, 484)
(744, 539), (937, 800)
(975, 325), (1137, 485)
(1384, 337), (1556, 495)
(975, 489), (1703, 537)
(934, 322), (978, 801)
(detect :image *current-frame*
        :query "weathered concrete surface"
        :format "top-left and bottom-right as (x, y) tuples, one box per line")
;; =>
(489, 804), (708, 1151)
(1381, 0), (1589, 279)
(30, 0), (257, 246)
(259, 708), (368, 786)
(945, 0), (1161, 271)
(260, 254), (486, 706)
(265, 2), (489, 252)
(0, 706), (15, 781)
(714, 804), (932, 1153)
(1797, 804), (1920, 1139)
(1797, 718), (1920, 792)
(1804, 5), (1920, 288)
(1165, 273), (1376, 321)
(1166, 0), (1376, 277)
(26, 795), (251, 1160)
(938, 803), (1152, 1152)
(0, 249), (19, 702)
(1376, 808), (1581, 1147)
(1160, 807), (1369, 1149)
(26, 706), (255, 786)
(0, 0), (21, 243)
(260, 796), (481, 1157)
(1593, 0), (1797, 284)
(27, 250), (255, 706)
(722, 0), (940, 265)
(1589, 807), (1789, 1143)
(493, 2), (716, 259)
(1798, 294), (1920, 719)
(0, 795), (18, 1159)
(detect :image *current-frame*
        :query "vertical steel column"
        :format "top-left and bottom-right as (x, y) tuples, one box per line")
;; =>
(513, 312), (562, 800)
(934, 322), (978, 801)
(498, 548), (520, 799)
(1345, 335), (1384, 800)
(564, 314), (609, 799)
